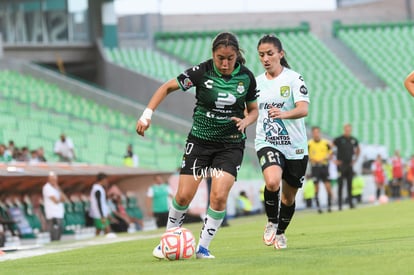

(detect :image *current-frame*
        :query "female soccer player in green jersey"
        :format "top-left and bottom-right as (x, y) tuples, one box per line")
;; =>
(136, 32), (258, 259)
(254, 35), (309, 250)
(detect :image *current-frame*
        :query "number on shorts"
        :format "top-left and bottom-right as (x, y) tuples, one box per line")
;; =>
(267, 151), (280, 163)
(185, 142), (194, 155)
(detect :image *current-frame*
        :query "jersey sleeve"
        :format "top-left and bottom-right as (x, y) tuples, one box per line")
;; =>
(292, 73), (310, 104)
(176, 61), (207, 91)
(245, 70), (258, 102)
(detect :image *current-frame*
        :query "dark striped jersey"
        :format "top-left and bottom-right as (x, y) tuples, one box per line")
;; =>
(176, 59), (258, 143)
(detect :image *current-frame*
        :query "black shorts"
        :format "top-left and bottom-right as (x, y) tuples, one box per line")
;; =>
(311, 165), (329, 183)
(180, 136), (245, 179)
(257, 147), (308, 188)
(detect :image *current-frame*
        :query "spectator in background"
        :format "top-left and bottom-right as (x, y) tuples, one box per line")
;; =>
(89, 173), (112, 236)
(17, 146), (30, 162)
(236, 191), (253, 216)
(390, 150), (403, 199)
(146, 175), (173, 228)
(109, 194), (143, 232)
(333, 124), (360, 210)
(0, 144), (12, 162)
(42, 171), (67, 241)
(29, 150), (40, 164)
(408, 154), (414, 198)
(123, 144), (139, 167)
(5, 140), (15, 158)
(107, 195), (129, 233)
(404, 70), (414, 96)
(351, 172), (365, 204)
(37, 147), (47, 162)
(371, 154), (386, 201)
(54, 134), (75, 162)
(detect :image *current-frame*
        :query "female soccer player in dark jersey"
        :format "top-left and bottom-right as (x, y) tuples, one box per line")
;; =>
(136, 32), (258, 259)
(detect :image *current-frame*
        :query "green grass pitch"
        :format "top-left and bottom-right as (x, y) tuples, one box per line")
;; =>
(1, 200), (413, 275)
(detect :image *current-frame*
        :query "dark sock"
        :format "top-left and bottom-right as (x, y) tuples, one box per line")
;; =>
(264, 187), (280, 224)
(376, 188), (381, 200)
(277, 202), (295, 235)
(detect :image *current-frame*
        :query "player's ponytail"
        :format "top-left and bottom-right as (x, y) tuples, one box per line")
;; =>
(212, 32), (246, 65)
(257, 34), (291, 69)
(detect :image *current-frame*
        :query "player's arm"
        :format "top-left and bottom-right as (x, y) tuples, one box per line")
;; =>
(269, 101), (308, 120)
(326, 141), (333, 161)
(136, 79), (180, 136)
(404, 70), (414, 97)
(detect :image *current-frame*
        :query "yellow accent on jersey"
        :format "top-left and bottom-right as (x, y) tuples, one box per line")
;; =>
(308, 139), (331, 164)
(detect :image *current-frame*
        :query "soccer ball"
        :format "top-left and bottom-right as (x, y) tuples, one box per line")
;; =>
(160, 227), (196, 260)
(378, 195), (389, 204)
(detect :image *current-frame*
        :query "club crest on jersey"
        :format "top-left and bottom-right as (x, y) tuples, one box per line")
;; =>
(280, 86), (290, 97)
(237, 82), (245, 94)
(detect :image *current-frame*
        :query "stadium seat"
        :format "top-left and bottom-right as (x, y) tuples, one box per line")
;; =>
(336, 22), (414, 156)
(0, 70), (193, 170)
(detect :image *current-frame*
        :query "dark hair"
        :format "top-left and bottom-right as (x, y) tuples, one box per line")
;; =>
(212, 32), (246, 64)
(257, 34), (290, 68)
(96, 172), (107, 181)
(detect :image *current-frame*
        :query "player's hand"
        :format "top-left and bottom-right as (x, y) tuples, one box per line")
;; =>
(136, 108), (153, 137)
(136, 118), (151, 136)
(231, 117), (248, 132)
(268, 107), (283, 119)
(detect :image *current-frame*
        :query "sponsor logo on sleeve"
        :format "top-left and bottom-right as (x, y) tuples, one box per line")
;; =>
(181, 78), (193, 89)
(299, 85), (308, 95)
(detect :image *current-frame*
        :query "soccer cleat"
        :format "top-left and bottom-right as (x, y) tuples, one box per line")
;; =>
(274, 234), (288, 249)
(196, 245), (215, 259)
(152, 244), (165, 259)
(263, 222), (277, 246)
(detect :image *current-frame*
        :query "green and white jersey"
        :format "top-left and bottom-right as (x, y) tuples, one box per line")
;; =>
(177, 59), (257, 143)
(255, 67), (309, 159)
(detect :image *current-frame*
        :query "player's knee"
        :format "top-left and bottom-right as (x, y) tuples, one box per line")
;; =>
(282, 198), (295, 206)
(174, 195), (191, 207)
(209, 193), (227, 210)
(281, 194), (295, 206)
(266, 178), (281, 192)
